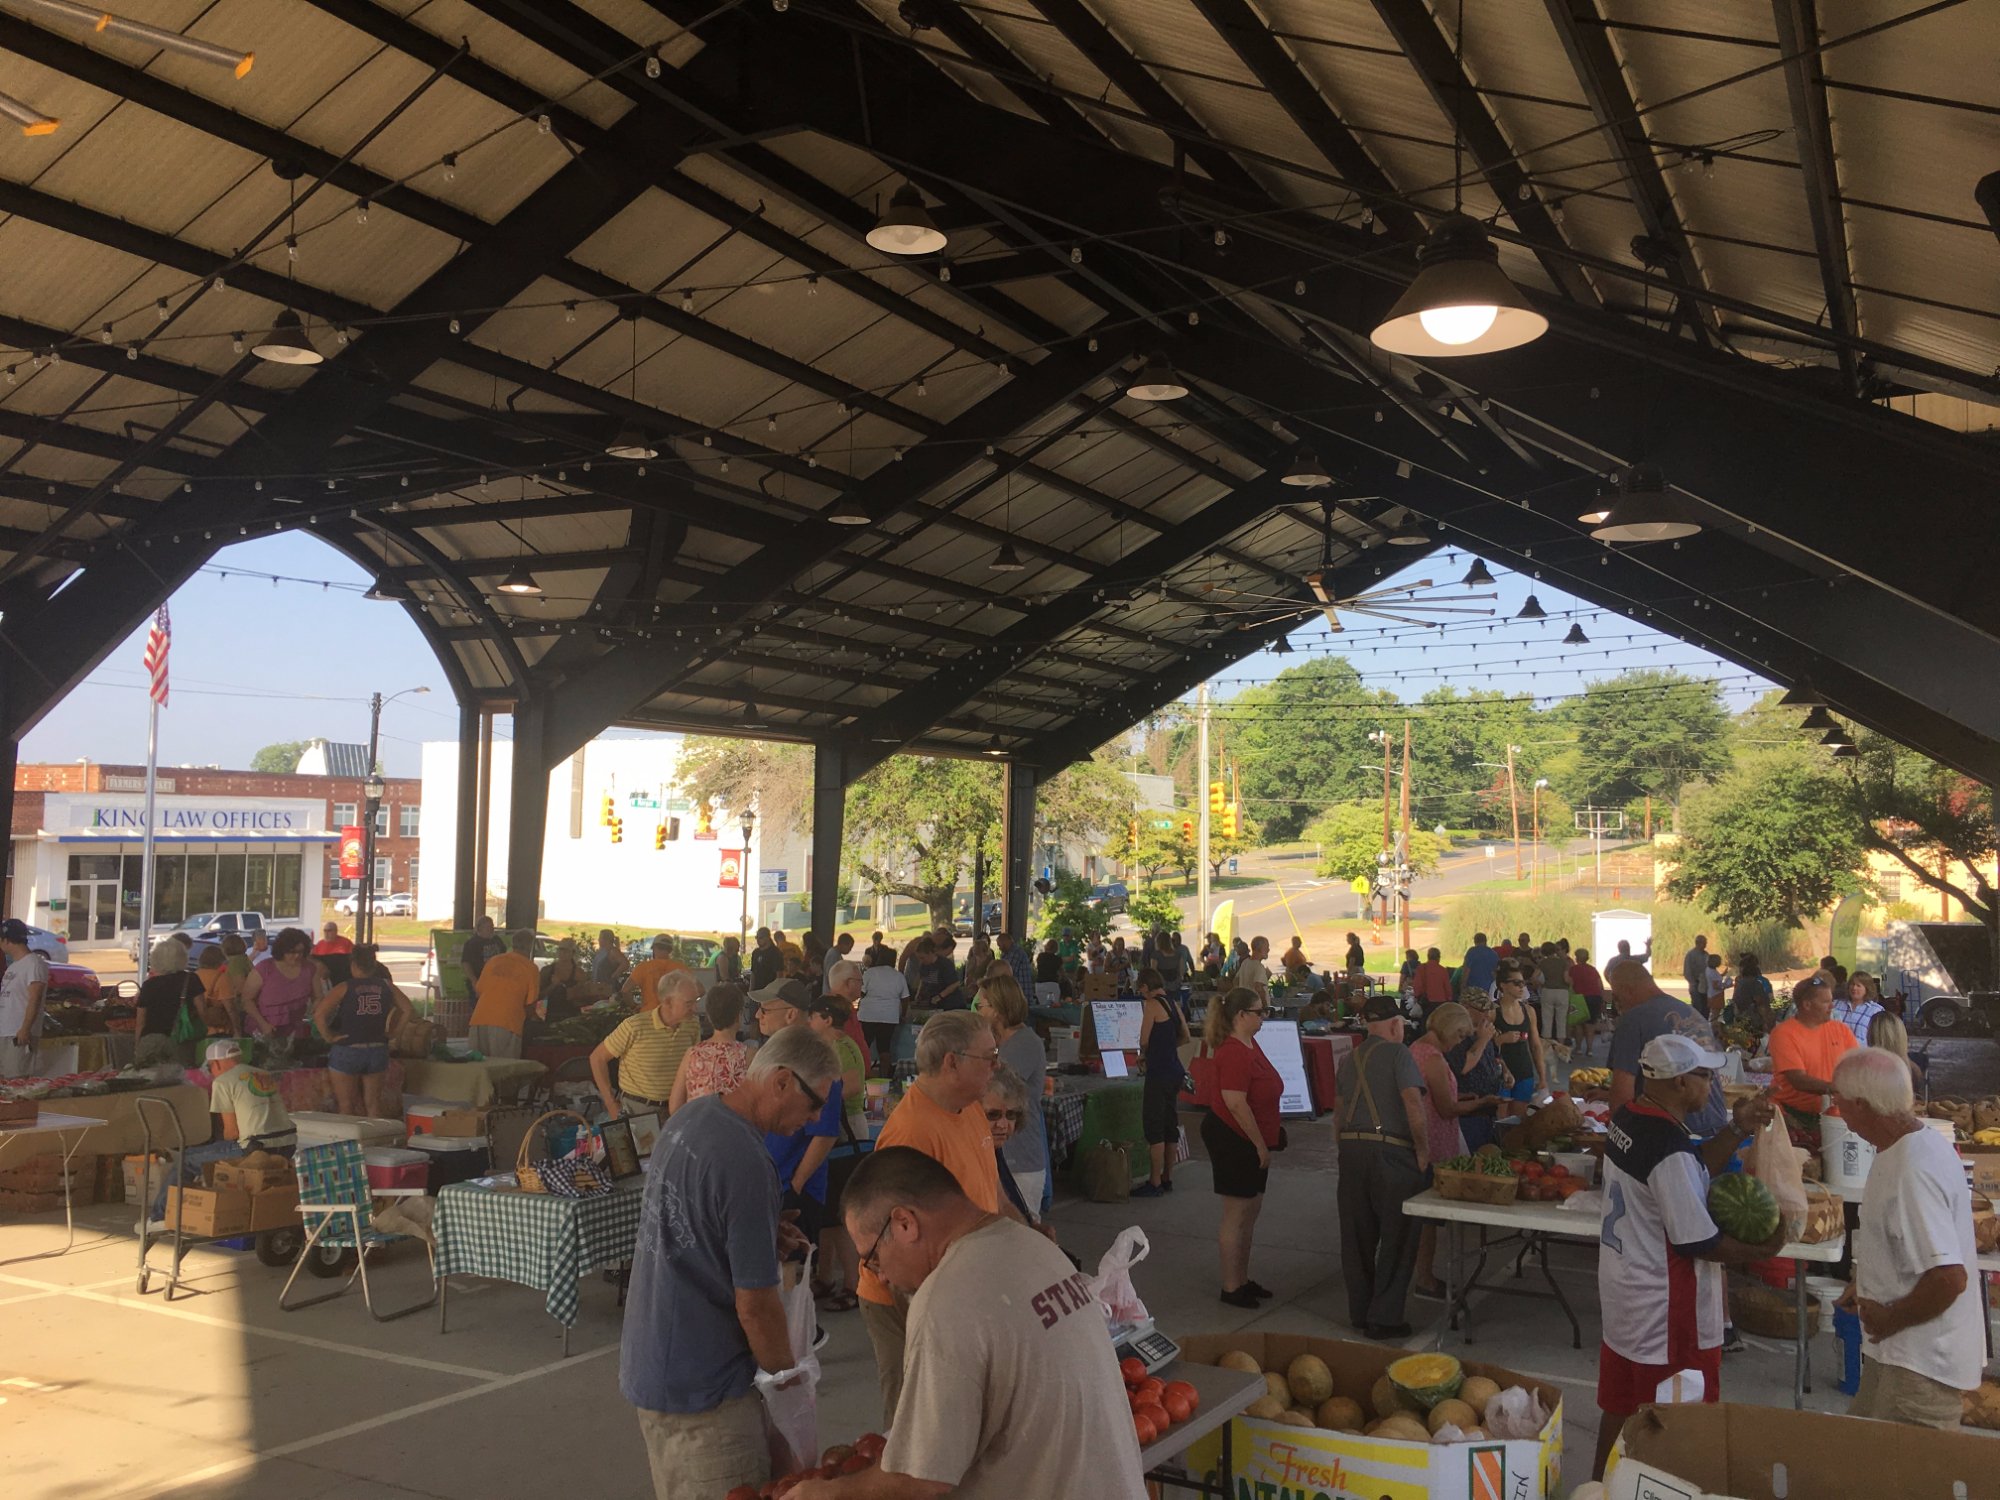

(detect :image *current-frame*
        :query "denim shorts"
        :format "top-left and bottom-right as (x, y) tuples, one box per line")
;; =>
(329, 1042), (390, 1076)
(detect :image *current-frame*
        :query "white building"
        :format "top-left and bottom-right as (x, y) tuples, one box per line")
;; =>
(13, 792), (327, 945)
(416, 736), (809, 933)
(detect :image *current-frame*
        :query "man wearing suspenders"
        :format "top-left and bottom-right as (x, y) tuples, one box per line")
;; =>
(1334, 993), (1434, 1339)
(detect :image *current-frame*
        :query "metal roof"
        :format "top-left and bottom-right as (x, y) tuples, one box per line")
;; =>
(0, 0), (1996, 784)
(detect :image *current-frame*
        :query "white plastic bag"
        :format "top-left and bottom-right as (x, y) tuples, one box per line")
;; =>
(1482, 1384), (1551, 1440)
(754, 1252), (821, 1475)
(1086, 1226), (1151, 1324)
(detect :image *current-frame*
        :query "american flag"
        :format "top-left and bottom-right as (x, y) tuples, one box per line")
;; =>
(143, 605), (171, 706)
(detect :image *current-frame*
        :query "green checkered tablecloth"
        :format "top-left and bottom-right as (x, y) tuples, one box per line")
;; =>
(1041, 1091), (1086, 1161)
(433, 1180), (643, 1327)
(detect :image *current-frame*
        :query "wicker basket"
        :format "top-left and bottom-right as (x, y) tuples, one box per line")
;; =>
(1434, 1165), (1519, 1205)
(514, 1108), (592, 1194)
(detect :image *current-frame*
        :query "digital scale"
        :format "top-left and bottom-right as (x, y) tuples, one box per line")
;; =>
(1109, 1315), (1181, 1375)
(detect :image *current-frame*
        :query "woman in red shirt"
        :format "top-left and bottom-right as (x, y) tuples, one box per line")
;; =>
(1568, 947), (1607, 1056)
(1200, 986), (1284, 1307)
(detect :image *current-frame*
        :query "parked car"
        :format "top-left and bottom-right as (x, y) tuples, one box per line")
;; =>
(17, 923), (69, 963)
(128, 910), (269, 964)
(334, 891), (414, 916)
(951, 899), (1004, 938)
(44, 961), (104, 1004)
(1088, 882), (1130, 916)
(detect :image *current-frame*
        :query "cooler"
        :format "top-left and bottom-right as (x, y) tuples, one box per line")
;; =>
(405, 1099), (452, 1136)
(405, 1134), (491, 1191)
(291, 1112), (408, 1149)
(363, 1147), (430, 1192)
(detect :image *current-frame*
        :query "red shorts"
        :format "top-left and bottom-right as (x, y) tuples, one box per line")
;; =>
(1597, 1343), (1721, 1416)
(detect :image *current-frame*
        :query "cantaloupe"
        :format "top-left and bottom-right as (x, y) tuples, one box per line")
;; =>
(1387, 1352), (1465, 1409)
(1316, 1396), (1365, 1432)
(1217, 1350), (1262, 1375)
(1275, 1407), (1315, 1427)
(1371, 1374), (1417, 1419)
(1287, 1353), (1335, 1406)
(1457, 1375), (1501, 1418)
(1245, 1395), (1287, 1420)
(1426, 1399), (1476, 1434)
(1372, 1414), (1430, 1443)
(1263, 1372), (1291, 1403)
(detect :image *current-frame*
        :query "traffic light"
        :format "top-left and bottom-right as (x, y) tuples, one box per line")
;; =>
(1208, 780), (1224, 815)
(599, 794), (614, 826)
(1127, 819), (1139, 853)
(654, 822), (667, 850)
(608, 814), (624, 844)
(1222, 802), (1239, 838)
(1180, 818), (1193, 841)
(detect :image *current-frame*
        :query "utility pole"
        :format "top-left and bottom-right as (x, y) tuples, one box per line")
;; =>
(1371, 726), (1393, 924)
(1506, 743), (1522, 880)
(1399, 720), (1412, 954)
(1196, 681), (1211, 940)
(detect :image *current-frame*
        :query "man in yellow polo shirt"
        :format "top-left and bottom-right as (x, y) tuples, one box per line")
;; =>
(592, 970), (702, 1118)
(621, 934), (689, 1011)
(859, 1008), (1029, 1426)
(469, 930), (540, 1060)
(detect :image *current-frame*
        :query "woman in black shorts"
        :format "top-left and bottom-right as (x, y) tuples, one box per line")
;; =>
(1199, 987), (1284, 1307)
(1133, 968), (1190, 1197)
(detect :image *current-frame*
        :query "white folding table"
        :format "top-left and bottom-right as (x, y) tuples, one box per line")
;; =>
(0, 1110), (103, 1263)
(1403, 1188), (1844, 1408)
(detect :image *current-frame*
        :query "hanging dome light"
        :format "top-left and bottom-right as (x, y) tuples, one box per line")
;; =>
(1821, 728), (1854, 748)
(1281, 447), (1332, 488)
(1562, 622), (1589, 645)
(991, 542), (1026, 572)
(1832, 742), (1859, 758)
(1576, 477), (1614, 526)
(496, 561), (542, 596)
(1515, 593), (1548, 620)
(737, 700), (764, 731)
(606, 427), (658, 460)
(1588, 463), (1702, 543)
(981, 735), (1008, 758)
(1381, 515), (1430, 546)
(1126, 355), (1188, 402)
(1369, 214), (1549, 357)
(1799, 706), (1838, 733)
(1270, 636), (1293, 655)
(1462, 558), (1495, 586)
(363, 576), (410, 603)
(251, 308), (323, 365)
(824, 500), (872, 525)
(866, 183), (947, 256)
(1778, 681), (1826, 708)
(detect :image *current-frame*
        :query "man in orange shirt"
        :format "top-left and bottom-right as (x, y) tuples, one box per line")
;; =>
(313, 922), (354, 957)
(859, 1008), (1032, 1426)
(469, 930), (541, 1060)
(621, 935), (689, 1011)
(1768, 974), (1859, 1146)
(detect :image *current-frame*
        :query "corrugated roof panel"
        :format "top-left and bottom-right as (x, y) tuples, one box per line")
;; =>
(388, 0), (637, 130)
(850, 0), (1040, 121)
(410, 360), (598, 416)
(569, 187), (766, 288)
(0, 45), (123, 140)
(28, 103), (264, 242)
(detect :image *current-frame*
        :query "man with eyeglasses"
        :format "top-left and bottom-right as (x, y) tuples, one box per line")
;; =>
(1768, 974), (1860, 1150)
(622, 1024), (839, 1500)
(1592, 1034), (1782, 1479)
(857, 1009), (1033, 1427)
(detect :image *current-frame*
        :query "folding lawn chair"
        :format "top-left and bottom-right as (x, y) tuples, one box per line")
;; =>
(279, 1140), (438, 1321)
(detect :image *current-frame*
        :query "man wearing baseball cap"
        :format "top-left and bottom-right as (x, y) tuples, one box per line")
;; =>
(1592, 1033), (1782, 1479)
(0, 918), (49, 1079)
(1334, 991), (1431, 1339)
(154, 1041), (298, 1218)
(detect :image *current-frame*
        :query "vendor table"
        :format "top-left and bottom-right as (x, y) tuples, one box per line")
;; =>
(1299, 1034), (1352, 1114)
(1041, 1090), (1087, 1163)
(1139, 1359), (1264, 1497)
(0, 1111), (104, 1261)
(1403, 1189), (1843, 1409)
(1065, 1075), (1148, 1182)
(400, 1057), (545, 1107)
(186, 1060), (406, 1116)
(521, 1042), (593, 1076)
(0, 1083), (209, 1161)
(433, 1178), (644, 1352)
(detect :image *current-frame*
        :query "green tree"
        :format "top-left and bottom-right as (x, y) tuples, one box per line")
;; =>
(1037, 755), (1138, 853)
(844, 757), (1001, 931)
(1128, 884), (1182, 934)
(1848, 731), (1999, 966)
(1206, 809), (1260, 878)
(251, 740), (310, 774)
(1306, 801), (1442, 883)
(1545, 669), (1731, 813)
(1662, 750), (1867, 926)
(1036, 870), (1111, 944)
(1115, 813), (1195, 885)
(674, 737), (811, 835)
(1223, 657), (1396, 840)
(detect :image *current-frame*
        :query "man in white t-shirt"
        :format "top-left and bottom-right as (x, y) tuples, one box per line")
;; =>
(792, 1146), (1144, 1500)
(0, 920), (51, 1078)
(1235, 935), (1271, 1001)
(1834, 1046), (1983, 1427)
(857, 953), (911, 1063)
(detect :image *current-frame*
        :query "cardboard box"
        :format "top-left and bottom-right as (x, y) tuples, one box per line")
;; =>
(161, 1185), (252, 1237)
(246, 1184), (300, 1231)
(212, 1158), (293, 1194)
(1179, 1333), (1564, 1500)
(1606, 1400), (1995, 1500)
(432, 1107), (490, 1138)
(1960, 1144), (2000, 1195)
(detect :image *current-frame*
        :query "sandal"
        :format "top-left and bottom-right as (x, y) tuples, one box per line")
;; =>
(821, 1289), (860, 1312)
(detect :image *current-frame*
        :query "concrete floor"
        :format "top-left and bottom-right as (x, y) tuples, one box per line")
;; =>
(14, 1130), (1987, 1500)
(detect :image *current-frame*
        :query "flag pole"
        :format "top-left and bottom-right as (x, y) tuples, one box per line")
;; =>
(137, 694), (158, 959)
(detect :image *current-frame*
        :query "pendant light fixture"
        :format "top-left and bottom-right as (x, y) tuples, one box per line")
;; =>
(1799, 706), (1838, 733)
(1270, 637), (1293, 655)
(364, 576), (411, 603)
(1832, 742), (1859, 758)
(992, 467), (1026, 571)
(1369, 215), (1549, 357)
(1778, 681), (1826, 708)
(1381, 514), (1430, 546)
(1126, 355), (1188, 402)
(1588, 462), (1701, 543)
(1562, 622), (1589, 645)
(866, 183), (947, 256)
(606, 312), (658, 459)
(252, 307), (322, 365)
(737, 700), (764, 731)
(824, 502), (871, 525)
(1282, 447), (1332, 488)
(1515, 593), (1547, 621)
(1821, 728), (1854, 748)
(497, 561), (542, 596)
(1461, 558), (1495, 587)
(981, 735), (1008, 758)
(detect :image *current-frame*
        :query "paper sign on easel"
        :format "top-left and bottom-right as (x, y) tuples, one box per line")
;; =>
(1254, 1020), (1313, 1116)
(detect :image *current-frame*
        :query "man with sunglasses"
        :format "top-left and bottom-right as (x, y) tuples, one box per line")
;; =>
(1592, 1034), (1782, 1479)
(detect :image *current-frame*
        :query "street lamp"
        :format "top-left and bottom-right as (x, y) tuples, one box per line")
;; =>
(738, 807), (756, 953)
(358, 686), (428, 943)
(1532, 778), (1551, 893)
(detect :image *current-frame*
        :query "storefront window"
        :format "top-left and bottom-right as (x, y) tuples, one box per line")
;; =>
(67, 854), (122, 880)
(215, 851), (247, 911)
(244, 853), (273, 914)
(275, 853), (302, 919)
(185, 852), (218, 917)
(154, 854), (186, 924)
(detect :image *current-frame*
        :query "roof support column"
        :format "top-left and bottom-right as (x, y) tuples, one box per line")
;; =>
(503, 701), (552, 933)
(809, 742), (853, 950)
(1001, 762), (1038, 943)
(453, 703), (483, 932)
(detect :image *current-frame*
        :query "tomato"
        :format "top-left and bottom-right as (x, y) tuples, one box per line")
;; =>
(1163, 1379), (1199, 1410)
(1521, 1162), (1545, 1179)
(840, 1454), (872, 1475)
(822, 1444), (854, 1467)
(1163, 1391), (1194, 1424)
(1120, 1356), (1148, 1387)
(1507, 1159), (1528, 1175)
(853, 1434), (887, 1462)
(1135, 1402), (1171, 1434)
(1135, 1377), (1165, 1405)
(1134, 1412), (1159, 1446)
(1548, 1163), (1569, 1179)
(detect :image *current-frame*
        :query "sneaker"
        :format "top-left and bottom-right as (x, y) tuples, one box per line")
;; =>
(1241, 1280), (1275, 1300)
(1720, 1330), (1746, 1354)
(1161, 1178), (1175, 1192)
(812, 1325), (830, 1353)
(1130, 1182), (1167, 1198)
(1219, 1286), (1261, 1309)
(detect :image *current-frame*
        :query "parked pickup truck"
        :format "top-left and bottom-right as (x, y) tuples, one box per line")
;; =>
(1880, 920), (2000, 1036)
(129, 910), (273, 965)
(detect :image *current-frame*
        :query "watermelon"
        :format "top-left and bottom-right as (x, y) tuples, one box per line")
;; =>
(1708, 1173), (1780, 1243)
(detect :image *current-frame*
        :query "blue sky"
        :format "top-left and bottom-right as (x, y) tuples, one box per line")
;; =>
(19, 532), (1770, 776)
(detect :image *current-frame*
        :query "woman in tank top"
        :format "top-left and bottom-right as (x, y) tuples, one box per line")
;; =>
(1491, 961), (1547, 1119)
(242, 927), (327, 1042)
(312, 944), (413, 1117)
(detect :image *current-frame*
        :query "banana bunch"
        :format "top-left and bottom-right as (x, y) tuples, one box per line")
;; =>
(1971, 1128), (2000, 1146)
(1569, 1066), (1611, 1089)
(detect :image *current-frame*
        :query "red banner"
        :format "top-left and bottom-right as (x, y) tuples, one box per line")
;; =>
(717, 849), (743, 889)
(338, 825), (364, 878)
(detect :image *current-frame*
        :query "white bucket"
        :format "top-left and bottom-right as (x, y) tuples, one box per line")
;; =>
(1821, 1113), (1876, 1200)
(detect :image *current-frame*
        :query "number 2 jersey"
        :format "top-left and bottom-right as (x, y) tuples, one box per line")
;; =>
(1598, 1100), (1724, 1364)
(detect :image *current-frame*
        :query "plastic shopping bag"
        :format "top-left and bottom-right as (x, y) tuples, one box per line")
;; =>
(754, 1252), (822, 1476)
(1483, 1384), (1551, 1440)
(1086, 1226), (1151, 1324)
(1746, 1117), (1807, 1237)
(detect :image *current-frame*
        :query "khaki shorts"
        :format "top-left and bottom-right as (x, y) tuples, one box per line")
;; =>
(861, 1294), (910, 1428)
(1850, 1357), (1964, 1428)
(635, 1392), (768, 1500)
(467, 1024), (522, 1060)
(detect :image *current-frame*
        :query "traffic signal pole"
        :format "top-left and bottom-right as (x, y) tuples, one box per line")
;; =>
(1197, 681), (1211, 940)
(1400, 720), (1413, 954)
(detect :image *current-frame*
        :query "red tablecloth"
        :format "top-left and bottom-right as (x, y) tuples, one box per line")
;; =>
(1301, 1036), (1345, 1114)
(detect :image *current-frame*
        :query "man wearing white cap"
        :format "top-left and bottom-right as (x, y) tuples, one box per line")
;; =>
(153, 1042), (298, 1218)
(1591, 1034), (1783, 1479)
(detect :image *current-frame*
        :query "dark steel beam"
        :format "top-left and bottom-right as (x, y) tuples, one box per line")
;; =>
(1770, 0), (1862, 393)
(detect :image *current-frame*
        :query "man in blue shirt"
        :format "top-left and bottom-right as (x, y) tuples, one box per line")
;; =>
(758, 980), (848, 1246)
(622, 1023), (840, 1500)
(1460, 932), (1499, 997)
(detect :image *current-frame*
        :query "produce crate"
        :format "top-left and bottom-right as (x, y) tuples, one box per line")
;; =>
(1434, 1164), (1519, 1205)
